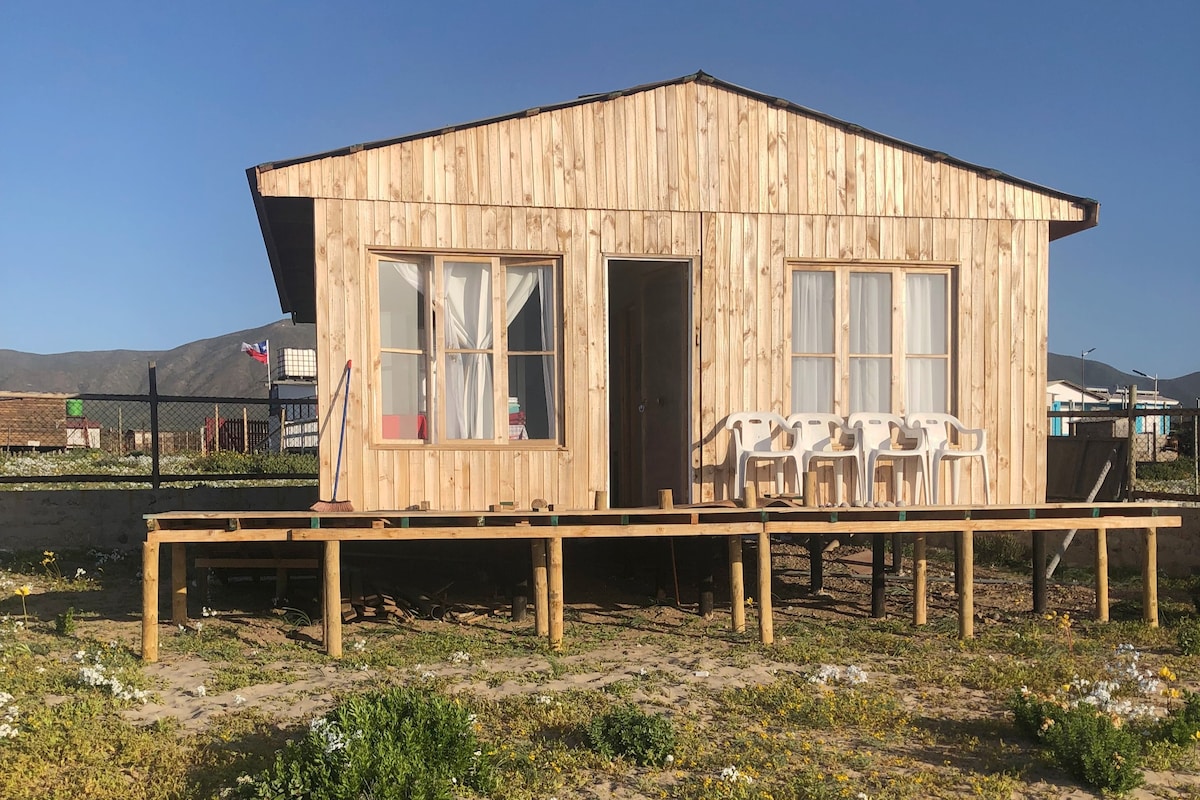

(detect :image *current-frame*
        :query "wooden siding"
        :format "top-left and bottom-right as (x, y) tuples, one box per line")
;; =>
(258, 82), (1090, 224)
(258, 80), (1071, 511)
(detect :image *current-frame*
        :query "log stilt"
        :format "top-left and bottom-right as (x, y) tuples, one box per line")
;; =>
(913, 533), (927, 626)
(871, 535), (886, 618)
(958, 529), (974, 639)
(548, 537), (564, 650)
(757, 529), (773, 645)
(1032, 531), (1047, 614)
(1095, 526), (1109, 622)
(171, 543), (188, 624)
(323, 540), (342, 658)
(728, 535), (745, 633)
(141, 540), (160, 662)
(532, 540), (549, 636)
(1143, 526), (1158, 627)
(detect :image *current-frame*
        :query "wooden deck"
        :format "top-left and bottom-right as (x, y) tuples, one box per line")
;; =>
(141, 501), (1181, 662)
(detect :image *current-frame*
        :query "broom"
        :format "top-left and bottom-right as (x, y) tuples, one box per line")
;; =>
(311, 360), (355, 512)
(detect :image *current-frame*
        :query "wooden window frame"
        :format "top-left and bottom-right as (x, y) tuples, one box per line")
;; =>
(787, 260), (956, 417)
(370, 251), (564, 449)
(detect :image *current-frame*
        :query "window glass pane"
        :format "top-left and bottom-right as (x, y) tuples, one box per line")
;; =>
(506, 265), (553, 352)
(850, 273), (891, 354)
(445, 353), (493, 440)
(791, 357), (833, 413)
(906, 358), (947, 413)
(850, 357), (891, 412)
(379, 259), (427, 350)
(508, 355), (556, 440)
(380, 352), (427, 440)
(791, 271), (834, 353)
(444, 261), (493, 349)
(906, 273), (947, 355)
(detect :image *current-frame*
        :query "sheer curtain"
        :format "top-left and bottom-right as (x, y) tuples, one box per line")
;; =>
(790, 271), (834, 412)
(906, 273), (947, 412)
(506, 265), (556, 439)
(850, 273), (891, 412)
(444, 261), (543, 440)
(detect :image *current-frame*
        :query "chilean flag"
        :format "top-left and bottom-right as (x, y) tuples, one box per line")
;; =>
(240, 340), (269, 364)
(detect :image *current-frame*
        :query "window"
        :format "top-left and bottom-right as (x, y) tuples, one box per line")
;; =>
(790, 264), (951, 415)
(377, 253), (559, 444)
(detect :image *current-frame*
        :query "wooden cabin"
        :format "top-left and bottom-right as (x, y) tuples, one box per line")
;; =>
(247, 72), (1098, 512)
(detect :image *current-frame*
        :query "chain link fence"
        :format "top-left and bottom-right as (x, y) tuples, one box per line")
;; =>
(0, 389), (318, 488)
(1048, 400), (1200, 501)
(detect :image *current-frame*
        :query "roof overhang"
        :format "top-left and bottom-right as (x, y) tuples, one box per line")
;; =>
(247, 169), (315, 323)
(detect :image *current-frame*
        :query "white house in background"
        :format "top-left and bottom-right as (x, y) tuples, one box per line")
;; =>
(1047, 380), (1109, 437)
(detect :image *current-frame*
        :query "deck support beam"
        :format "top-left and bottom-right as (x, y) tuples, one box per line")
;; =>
(141, 540), (159, 662)
(729, 535), (745, 633)
(531, 540), (549, 637)
(912, 533), (927, 626)
(547, 537), (564, 650)
(1095, 526), (1109, 622)
(958, 529), (974, 639)
(322, 540), (342, 658)
(171, 543), (188, 624)
(1143, 526), (1158, 627)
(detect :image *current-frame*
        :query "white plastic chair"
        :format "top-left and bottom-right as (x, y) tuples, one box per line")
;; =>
(906, 412), (992, 505)
(847, 412), (928, 505)
(725, 412), (803, 500)
(786, 413), (862, 505)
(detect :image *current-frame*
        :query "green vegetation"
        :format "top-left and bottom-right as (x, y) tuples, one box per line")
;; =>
(586, 703), (676, 766)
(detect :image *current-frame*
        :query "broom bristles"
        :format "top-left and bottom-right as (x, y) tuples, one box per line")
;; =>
(310, 499), (355, 512)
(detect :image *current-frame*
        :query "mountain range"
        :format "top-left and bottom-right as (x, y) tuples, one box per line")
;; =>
(2, 322), (1198, 404)
(0, 320), (316, 397)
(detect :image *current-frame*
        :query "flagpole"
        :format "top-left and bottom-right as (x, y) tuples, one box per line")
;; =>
(265, 339), (271, 394)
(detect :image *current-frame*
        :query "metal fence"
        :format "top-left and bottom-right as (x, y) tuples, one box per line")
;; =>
(0, 364), (318, 488)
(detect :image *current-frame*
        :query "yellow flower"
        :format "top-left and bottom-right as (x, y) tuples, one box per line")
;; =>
(14, 585), (31, 597)
(43, 551), (54, 558)
(746, 597), (755, 607)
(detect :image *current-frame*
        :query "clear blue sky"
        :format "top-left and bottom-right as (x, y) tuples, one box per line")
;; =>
(2, 1), (1197, 378)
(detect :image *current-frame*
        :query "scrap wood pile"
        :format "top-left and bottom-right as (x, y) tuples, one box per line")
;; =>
(339, 576), (491, 626)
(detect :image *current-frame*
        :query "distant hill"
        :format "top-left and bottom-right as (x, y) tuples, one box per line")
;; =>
(3, 325), (1198, 406)
(1047, 353), (1200, 406)
(0, 320), (316, 396)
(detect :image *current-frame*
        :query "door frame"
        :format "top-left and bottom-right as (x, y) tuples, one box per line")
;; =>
(604, 256), (694, 506)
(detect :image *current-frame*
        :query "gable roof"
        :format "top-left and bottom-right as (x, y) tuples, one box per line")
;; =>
(252, 70), (1098, 222)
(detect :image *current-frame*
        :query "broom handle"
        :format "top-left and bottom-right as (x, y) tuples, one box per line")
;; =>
(331, 360), (352, 500)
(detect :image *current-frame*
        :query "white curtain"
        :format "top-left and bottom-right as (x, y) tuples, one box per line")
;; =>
(443, 261), (544, 440)
(905, 273), (947, 412)
(791, 271), (834, 412)
(505, 265), (556, 439)
(850, 273), (891, 412)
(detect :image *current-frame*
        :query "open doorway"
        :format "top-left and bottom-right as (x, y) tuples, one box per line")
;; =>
(608, 259), (690, 507)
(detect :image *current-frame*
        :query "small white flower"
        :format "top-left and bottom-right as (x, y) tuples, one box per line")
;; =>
(352, 638), (366, 652)
(694, 670), (710, 678)
(233, 695), (246, 706)
(448, 650), (471, 664)
(74, 568), (86, 579)
(534, 694), (552, 705)
(665, 754), (674, 763)
(193, 685), (207, 697)
(421, 671), (436, 679)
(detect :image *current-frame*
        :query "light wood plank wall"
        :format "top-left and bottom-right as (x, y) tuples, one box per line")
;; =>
(259, 80), (1073, 510)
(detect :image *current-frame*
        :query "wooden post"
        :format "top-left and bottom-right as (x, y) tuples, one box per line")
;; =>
(728, 535), (745, 633)
(744, 482), (758, 510)
(531, 540), (549, 636)
(141, 540), (159, 662)
(658, 489), (674, 510)
(871, 535), (886, 618)
(698, 539), (715, 619)
(1143, 526), (1158, 627)
(913, 533), (927, 626)
(593, 490), (609, 511)
(171, 543), (188, 624)
(548, 537), (564, 650)
(757, 528), (773, 645)
(323, 540), (342, 658)
(1095, 526), (1109, 622)
(959, 529), (974, 639)
(511, 578), (528, 623)
(1032, 531), (1047, 614)
(804, 471), (824, 594)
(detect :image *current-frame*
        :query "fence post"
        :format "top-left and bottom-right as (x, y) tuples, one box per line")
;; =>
(1194, 401), (1199, 496)
(148, 361), (160, 490)
(1126, 384), (1137, 500)
(242, 407), (249, 454)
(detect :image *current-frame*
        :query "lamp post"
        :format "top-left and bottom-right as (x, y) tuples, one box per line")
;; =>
(1080, 348), (1095, 400)
(1132, 369), (1158, 403)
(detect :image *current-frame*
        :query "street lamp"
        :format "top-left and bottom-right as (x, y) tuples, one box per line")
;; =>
(1081, 348), (1095, 398)
(1132, 369), (1159, 402)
